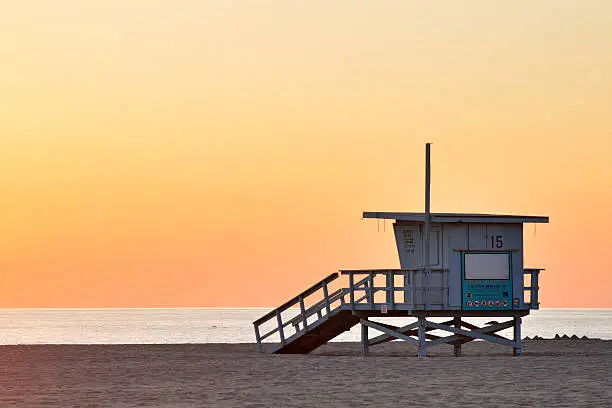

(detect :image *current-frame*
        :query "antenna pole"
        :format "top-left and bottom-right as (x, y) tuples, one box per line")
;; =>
(424, 143), (431, 307)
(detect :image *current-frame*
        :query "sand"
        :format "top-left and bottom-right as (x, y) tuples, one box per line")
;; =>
(0, 340), (610, 407)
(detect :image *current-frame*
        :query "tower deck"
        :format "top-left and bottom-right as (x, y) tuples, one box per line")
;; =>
(253, 268), (541, 356)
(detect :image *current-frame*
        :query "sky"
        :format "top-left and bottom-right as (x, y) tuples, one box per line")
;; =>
(1, 1), (611, 308)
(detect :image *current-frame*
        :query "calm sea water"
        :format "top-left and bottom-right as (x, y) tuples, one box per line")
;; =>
(0, 308), (610, 345)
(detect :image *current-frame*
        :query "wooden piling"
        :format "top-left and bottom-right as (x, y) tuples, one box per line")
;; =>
(361, 320), (369, 356)
(513, 316), (522, 356)
(418, 317), (426, 358)
(453, 317), (461, 357)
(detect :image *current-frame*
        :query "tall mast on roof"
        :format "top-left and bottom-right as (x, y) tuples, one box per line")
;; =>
(423, 143), (432, 309)
(424, 143), (431, 273)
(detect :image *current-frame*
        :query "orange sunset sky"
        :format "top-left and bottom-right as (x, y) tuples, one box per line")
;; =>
(1, 1), (611, 308)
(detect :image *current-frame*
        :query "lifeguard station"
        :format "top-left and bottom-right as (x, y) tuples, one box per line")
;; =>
(253, 144), (548, 357)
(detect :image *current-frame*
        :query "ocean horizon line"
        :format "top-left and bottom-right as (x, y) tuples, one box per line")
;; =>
(0, 306), (610, 311)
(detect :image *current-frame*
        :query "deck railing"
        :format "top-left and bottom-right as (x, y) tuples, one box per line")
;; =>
(524, 268), (542, 309)
(341, 268), (449, 311)
(253, 267), (542, 352)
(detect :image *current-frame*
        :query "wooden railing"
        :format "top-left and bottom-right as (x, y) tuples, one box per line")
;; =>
(341, 268), (449, 311)
(524, 268), (543, 309)
(252, 273), (344, 352)
(254, 267), (554, 351)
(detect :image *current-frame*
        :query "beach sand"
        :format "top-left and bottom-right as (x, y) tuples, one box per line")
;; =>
(0, 340), (610, 407)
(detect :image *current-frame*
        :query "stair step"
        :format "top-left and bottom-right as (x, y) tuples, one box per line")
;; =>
(273, 310), (360, 354)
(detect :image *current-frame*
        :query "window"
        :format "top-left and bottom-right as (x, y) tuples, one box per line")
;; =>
(464, 253), (510, 280)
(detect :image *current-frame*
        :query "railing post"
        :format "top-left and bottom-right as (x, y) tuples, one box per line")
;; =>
(423, 268), (429, 310)
(385, 272), (390, 304)
(254, 324), (263, 353)
(523, 270), (529, 307)
(299, 296), (308, 331)
(532, 270), (539, 309)
(368, 272), (374, 305)
(322, 281), (331, 314)
(442, 269), (448, 309)
(276, 310), (285, 345)
(411, 270), (415, 308)
(403, 270), (409, 306)
(388, 271), (395, 309)
(349, 273), (355, 309)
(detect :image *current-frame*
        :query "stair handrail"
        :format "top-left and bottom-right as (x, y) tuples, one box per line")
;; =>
(253, 272), (339, 351)
(253, 272), (339, 326)
(284, 287), (348, 330)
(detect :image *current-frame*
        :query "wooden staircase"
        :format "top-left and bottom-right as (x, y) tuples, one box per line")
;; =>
(253, 273), (358, 354)
(253, 268), (453, 354)
(274, 309), (360, 354)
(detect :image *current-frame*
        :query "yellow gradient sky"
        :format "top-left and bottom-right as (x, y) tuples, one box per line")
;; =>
(1, 1), (611, 307)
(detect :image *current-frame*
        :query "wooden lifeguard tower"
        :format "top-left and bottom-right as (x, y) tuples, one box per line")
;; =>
(253, 144), (548, 357)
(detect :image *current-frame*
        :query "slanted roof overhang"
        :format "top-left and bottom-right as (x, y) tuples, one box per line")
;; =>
(363, 212), (549, 224)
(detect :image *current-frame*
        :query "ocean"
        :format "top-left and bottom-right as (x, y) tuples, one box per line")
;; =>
(0, 308), (610, 345)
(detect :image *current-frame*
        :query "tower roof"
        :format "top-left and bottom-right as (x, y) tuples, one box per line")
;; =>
(363, 212), (549, 224)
